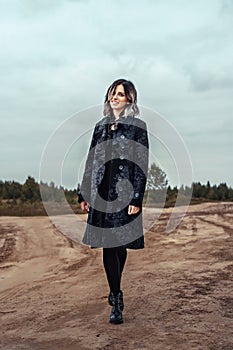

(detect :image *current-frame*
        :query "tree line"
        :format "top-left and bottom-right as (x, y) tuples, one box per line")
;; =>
(0, 164), (232, 208)
(0, 176), (76, 203)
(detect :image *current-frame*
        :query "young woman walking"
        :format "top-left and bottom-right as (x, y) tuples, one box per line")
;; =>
(77, 78), (149, 324)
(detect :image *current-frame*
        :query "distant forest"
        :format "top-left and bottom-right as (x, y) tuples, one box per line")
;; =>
(0, 163), (232, 216)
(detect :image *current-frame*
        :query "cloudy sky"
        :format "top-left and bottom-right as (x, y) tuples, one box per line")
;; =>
(1, 0), (233, 189)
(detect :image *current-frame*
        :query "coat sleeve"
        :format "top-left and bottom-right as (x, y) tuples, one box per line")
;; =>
(129, 121), (149, 208)
(77, 125), (98, 204)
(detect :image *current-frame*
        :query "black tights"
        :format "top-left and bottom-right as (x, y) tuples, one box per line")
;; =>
(103, 247), (127, 295)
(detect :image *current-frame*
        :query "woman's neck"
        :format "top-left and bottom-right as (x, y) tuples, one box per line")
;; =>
(113, 109), (123, 120)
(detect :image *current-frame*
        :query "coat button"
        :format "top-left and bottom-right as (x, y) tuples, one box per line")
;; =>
(119, 165), (123, 170)
(120, 155), (124, 160)
(135, 192), (139, 198)
(120, 134), (125, 139)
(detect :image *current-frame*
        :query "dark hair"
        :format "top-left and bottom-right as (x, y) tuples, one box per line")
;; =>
(103, 78), (140, 117)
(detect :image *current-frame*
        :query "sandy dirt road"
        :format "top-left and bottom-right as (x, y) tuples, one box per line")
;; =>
(0, 203), (233, 350)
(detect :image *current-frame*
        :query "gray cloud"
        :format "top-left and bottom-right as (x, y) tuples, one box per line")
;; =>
(184, 61), (233, 91)
(0, 0), (233, 187)
(220, 0), (233, 12)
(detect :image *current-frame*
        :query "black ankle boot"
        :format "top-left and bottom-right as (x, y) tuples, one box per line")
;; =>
(108, 290), (124, 311)
(109, 291), (124, 324)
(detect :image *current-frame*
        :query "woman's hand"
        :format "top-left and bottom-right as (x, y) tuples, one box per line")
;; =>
(81, 201), (90, 213)
(128, 205), (140, 215)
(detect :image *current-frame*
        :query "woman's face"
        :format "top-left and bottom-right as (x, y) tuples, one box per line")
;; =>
(109, 84), (128, 113)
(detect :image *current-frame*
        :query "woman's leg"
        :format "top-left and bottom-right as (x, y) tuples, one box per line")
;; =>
(118, 246), (127, 277)
(103, 247), (127, 324)
(103, 247), (121, 294)
(103, 247), (127, 294)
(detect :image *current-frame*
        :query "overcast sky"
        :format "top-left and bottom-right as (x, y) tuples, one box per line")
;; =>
(1, 0), (232, 189)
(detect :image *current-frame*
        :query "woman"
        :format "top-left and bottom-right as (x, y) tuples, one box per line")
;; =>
(77, 78), (149, 324)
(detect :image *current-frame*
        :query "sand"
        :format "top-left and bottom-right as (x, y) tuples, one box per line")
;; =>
(0, 202), (233, 350)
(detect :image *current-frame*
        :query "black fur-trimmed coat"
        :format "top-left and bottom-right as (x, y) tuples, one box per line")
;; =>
(77, 114), (149, 249)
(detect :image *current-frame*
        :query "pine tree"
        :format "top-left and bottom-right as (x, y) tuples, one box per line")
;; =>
(146, 163), (168, 191)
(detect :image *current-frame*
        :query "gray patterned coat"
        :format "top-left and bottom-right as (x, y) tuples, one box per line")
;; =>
(77, 114), (149, 249)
